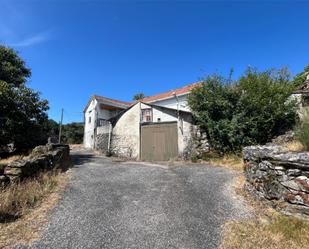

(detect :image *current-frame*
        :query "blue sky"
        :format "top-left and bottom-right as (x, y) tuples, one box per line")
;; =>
(0, 0), (308, 123)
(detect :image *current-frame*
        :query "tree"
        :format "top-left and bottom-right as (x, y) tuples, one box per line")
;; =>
(292, 65), (309, 88)
(188, 68), (297, 153)
(0, 46), (31, 88)
(0, 45), (49, 153)
(61, 122), (84, 144)
(43, 119), (59, 141)
(133, 92), (145, 100)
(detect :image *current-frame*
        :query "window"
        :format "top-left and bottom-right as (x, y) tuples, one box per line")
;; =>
(141, 108), (152, 122)
(88, 116), (91, 124)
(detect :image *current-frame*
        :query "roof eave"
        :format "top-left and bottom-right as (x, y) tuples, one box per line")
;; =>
(143, 92), (189, 104)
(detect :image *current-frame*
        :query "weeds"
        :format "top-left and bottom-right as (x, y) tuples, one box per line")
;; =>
(0, 171), (61, 222)
(203, 152), (244, 171)
(295, 123), (309, 151)
(0, 170), (69, 248)
(220, 213), (309, 249)
(282, 140), (304, 152)
(220, 176), (309, 249)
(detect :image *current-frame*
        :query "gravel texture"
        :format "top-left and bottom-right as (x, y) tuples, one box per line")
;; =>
(16, 149), (250, 249)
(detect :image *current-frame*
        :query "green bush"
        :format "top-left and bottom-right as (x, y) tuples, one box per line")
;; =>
(188, 68), (298, 153)
(61, 122), (84, 144)
(295, 110), (309, 150)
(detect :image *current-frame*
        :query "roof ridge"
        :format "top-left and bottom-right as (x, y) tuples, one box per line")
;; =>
(94, 95), (132, 105)
(140, 81), (201, 103)
(91, 81), (200, 108)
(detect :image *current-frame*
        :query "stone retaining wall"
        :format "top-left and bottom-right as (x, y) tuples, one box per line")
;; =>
(243, 145), (309, 217)
(0, 143), (71, 187)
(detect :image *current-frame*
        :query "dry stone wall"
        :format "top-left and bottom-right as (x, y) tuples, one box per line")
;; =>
(95, 133), (109, 152)
(0, 143), (71, 186)
(182, 125), (210, 160)
(243, 145), (309, 217)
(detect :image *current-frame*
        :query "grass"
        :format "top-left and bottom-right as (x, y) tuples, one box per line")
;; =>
(0, 170), (70, 248)
(0, 172), (59, 221)
(220, 176), (309, 249)
(0, 154), (24, 165)
(0, 164), (5, 174)
(202, 152), (244, 171)
(282, 140), (305, 152)
(220, 213), (309, 249)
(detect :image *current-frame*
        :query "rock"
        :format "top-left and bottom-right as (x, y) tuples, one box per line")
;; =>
(264, 179), (285, 200)
(296, 176), (308, 181)
(281, 180), (301, 191)
(259, 161), (272, 170)
(287, 169), (302, 177)
(271, 131), (294, 144)
(0, 175), (10, 187)
(2, 143), (71, 183)
(243, 144), (309, 218)
(295, 177), (309, 193)
(286, 194), (305, 205)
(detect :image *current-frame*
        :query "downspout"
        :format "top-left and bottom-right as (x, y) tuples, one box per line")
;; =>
(139, 102), (142, 160)
(173, 92), (180, 120)
(173, 92), (183, 133)
(107, 121), (112, 153)
(83, 111), (86, 147)
(93, 108), (97, 149)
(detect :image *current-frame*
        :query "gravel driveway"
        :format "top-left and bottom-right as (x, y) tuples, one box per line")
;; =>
(17, 149), (249, 249)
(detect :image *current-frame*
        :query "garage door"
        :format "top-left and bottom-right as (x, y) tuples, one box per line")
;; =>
(141, 122), (178, 161)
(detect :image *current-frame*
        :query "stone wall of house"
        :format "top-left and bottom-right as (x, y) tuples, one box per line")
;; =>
(95, 124), (111, 152)
(0, 143), (71, 187)
(243, 145), (309, 217)
(95, 133), (110, 152)
(111, 103), (140, 159)
(182, 125), (210, 160)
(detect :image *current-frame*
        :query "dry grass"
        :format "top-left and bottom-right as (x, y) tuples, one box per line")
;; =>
(220, 213), (309, 249)
(69, 144), (83, 150)
(282, 140), (305, 152)
(203, 153), (244, 171)
(0, 155), (24, 165)
(220, 176), (309, 249)
(0, 171), (70, 248)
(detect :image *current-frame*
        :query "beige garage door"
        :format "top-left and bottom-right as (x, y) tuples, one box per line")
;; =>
(141, 122), (178, 161)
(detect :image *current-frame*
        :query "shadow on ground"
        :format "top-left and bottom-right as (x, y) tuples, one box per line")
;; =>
(70, 152), (96, 166)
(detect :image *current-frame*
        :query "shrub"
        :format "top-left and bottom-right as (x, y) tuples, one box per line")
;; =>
(295, 110), (309, 150)
(188, 68), (297, 153)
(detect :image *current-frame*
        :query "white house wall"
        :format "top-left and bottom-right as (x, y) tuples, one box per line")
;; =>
(152, 107), (178, 123)
(84, 99), (97, 148)
(150, 94), (190, 112)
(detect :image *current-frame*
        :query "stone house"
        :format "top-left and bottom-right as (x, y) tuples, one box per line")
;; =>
(291, 74), (309, 118)
(83, 83), (208, 160)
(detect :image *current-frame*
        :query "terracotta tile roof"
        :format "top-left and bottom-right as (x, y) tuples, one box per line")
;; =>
(86, 82), (201, 111)
(94, 95), (132, 106)
(140, 82), (201, 103)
